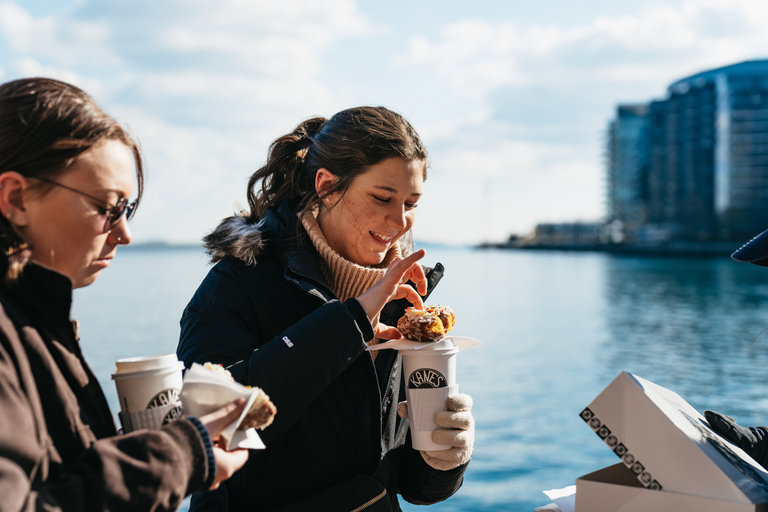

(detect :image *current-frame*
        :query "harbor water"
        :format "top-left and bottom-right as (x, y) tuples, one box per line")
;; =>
(73, 244), (768, 512)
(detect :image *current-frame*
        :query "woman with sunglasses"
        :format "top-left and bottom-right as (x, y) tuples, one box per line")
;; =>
(177, 107), (474, 511)
(0, 77), (248, 511)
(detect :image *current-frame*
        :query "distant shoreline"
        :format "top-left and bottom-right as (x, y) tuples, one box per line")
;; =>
(477, 240), (739, 258)
(122, 241), (202, 250)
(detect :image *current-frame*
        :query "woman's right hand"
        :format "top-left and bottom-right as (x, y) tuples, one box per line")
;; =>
(705, 410), (768, 469)
(357, 249), (428, 339)
(199, 399), (250, 490)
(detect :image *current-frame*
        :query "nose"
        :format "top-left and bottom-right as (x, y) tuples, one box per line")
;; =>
(107, 217), (133, 246)
(386, 203), (408, 230)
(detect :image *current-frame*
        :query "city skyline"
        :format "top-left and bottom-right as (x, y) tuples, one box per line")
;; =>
(607, 59), (768, 243)
(2, 0), (768, 245)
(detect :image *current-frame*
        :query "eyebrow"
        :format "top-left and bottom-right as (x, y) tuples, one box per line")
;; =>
(374, 185), (422, 197)
(94, 187), (130, 199)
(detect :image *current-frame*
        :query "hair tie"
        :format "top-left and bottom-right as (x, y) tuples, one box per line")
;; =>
(297, 132), (313, 150)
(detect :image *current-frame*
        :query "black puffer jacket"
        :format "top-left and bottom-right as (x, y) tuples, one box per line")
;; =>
(177, 200), (467, 511)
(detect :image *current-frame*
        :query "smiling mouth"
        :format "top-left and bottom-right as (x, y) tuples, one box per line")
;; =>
(370, 231), (394, 245)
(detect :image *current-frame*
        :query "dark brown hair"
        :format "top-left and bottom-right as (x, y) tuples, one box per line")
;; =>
(245, 106), (428, 223)
(0, 77), (144, 280)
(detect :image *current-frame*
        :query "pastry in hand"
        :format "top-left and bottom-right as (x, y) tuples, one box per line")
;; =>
(202, 362), (277, 430)
(428, 305), (455, 333)
(397, 305), (455, 342)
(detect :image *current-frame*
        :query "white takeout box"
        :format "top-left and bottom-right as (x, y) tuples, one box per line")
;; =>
(577, 372), (768, 511)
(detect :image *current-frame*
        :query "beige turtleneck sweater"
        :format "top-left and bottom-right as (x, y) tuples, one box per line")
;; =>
(300, 210), (401, 302)
(300, 210), (402, 357)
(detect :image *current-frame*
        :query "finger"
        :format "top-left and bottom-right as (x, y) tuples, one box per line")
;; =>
(704, 410), (755, 446)
(200, 398), (246, 438)
(391, 283), (424, 310)
(446, 394), (473, 412)
(423, 448), (457, 461)
(388, 250), (425, 284)
(432, 428), (473, 448)
(374, 324), (402, 340)
(434, 410), (473, 430)
(420, 449), (467, 471)
(403, 248), (426, 265)
(407, 263), (428, 296)
(397, 401), (409, 419)
(705, 411), (735, 434)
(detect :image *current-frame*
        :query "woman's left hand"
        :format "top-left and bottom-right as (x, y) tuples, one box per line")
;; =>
(397, 393), (475, 471)
(357, 249), (428, 339)
(199, 399), (250, 490)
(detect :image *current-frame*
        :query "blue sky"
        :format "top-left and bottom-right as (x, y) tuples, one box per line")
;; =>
(1, 0), (766, 244)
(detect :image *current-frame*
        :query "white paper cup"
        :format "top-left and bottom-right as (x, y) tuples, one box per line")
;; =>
(112, 354), (184, 431)
(401, 339), (460, 451)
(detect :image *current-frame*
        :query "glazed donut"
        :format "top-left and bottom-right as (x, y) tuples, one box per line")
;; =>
(397, 305), (455, 342)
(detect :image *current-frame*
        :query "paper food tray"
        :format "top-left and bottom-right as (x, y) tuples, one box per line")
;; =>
(366, 335), (482, 351)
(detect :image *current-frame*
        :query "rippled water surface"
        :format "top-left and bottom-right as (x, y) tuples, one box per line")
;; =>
(73, 245), (768, 512)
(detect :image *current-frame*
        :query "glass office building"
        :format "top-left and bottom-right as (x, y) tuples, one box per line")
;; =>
(607, 59), (768, 241)
(606, 104), (649, 239)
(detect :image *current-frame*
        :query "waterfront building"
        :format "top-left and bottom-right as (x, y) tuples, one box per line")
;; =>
(607, 59), (768, 241)
(606, 104), (649, 241)
(530, 222), (607, 247)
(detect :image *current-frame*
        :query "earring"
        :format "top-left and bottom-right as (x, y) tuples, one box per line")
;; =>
(117, 236), (122, 242)
(325, 198), (330, 202)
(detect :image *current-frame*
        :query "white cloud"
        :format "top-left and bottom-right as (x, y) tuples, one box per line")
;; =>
(414, 134), (603, 244)
(0, 1), (117, 66)
(383, 0), (768, 242)
(0, 0), (374, 111)
(2, 57), (114, 104)
(0, 0), (379, 242)
(2, 0), (767, 243)
(399, 0), (768, 100)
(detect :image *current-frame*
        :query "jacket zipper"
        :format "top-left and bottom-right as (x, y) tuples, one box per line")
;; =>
(380, 351), (397, 412)
(349, 488), (387, 512)
(291, 263), (392, 494)
(284, 257), (335, 295)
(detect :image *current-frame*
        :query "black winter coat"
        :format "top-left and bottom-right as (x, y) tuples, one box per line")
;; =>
(177, 201), (467, 511)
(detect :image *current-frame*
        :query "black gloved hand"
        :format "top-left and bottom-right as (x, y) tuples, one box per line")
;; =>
(704, 410), (768, 468)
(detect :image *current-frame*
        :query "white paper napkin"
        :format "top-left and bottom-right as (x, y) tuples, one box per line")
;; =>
(366, 336), (483, 352)
(180, 363), (268, 451)
(541, 485), (576, 512)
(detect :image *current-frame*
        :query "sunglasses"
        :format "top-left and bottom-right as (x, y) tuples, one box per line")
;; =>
(35, 176), (137, 233)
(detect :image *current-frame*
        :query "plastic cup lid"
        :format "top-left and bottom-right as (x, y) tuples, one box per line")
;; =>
(114, 353), (182, 374)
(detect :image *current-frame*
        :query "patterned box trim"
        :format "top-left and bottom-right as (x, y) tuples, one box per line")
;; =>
(580, 407), (663, 491)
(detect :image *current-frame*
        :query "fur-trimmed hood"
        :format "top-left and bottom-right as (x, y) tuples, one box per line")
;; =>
(203, 200), (300, 266)
(203, 215), (268, 267)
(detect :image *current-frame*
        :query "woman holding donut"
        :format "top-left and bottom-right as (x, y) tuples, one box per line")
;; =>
(177, 107), (475, 511)
(0, 77), (248, 511)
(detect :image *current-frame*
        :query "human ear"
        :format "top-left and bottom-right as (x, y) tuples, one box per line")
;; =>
(315, 168), (337, 202)
(0, 172), (30, 227)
